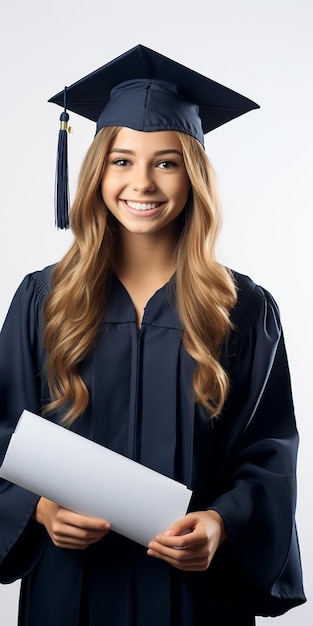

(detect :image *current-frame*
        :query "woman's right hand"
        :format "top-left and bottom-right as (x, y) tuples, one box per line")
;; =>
(34, 497), (111, 549)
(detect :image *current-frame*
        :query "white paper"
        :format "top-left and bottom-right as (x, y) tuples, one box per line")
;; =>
(0, 410), (192, 546)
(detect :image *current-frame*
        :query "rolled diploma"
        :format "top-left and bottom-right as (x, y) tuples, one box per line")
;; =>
(0, 410), (192, 546)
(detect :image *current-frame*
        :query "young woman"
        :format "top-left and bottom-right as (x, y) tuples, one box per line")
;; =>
(0, 45), (306, 625)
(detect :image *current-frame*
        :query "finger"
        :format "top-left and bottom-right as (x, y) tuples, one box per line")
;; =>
(50, 524), (110, 549)
(152, 529), (197, 551)
(147, 538), (198, 560)
(52, 521), (109, 541)
(162, 515), (195, 539)
(51, 535), (91, 549)
(57, 509), (111, 532)
(147, 546), (210, 571)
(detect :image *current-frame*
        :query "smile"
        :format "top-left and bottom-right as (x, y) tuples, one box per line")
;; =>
(125, 201), (163, 211)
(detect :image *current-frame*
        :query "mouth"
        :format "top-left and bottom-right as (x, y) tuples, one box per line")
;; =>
(124, 200), (164, 212)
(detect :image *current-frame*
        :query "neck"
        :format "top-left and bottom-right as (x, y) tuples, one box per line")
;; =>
(116, 226), (179, 284)
(114, 224), (180, 328)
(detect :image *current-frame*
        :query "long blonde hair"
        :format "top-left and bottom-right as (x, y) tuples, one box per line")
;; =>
(175, 132), (237, 415)
(44, 127), (237, 425)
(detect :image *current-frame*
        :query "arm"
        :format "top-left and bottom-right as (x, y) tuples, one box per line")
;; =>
(0, 271), (51, 581)
(206, 285), (305, 613)
(150, 282), (305, 615)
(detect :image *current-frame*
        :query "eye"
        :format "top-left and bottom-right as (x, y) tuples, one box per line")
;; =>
(111, 158), (131, 167)
(156, 160), (178, 170)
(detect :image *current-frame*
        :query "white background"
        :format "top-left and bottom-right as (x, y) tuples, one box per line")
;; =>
(0, 0), (311, 623)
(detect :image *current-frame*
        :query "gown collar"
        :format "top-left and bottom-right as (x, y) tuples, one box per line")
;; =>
(106, 273), (184, 330)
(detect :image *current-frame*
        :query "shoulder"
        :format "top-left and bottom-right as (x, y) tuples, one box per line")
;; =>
(0, 265), (57, 346)
(17, 264), (56, 304)
(230, 269), (280, 330)
(3, 265), (56, 326)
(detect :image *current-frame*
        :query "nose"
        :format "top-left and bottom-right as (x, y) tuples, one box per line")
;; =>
(131, 164), (156, 193)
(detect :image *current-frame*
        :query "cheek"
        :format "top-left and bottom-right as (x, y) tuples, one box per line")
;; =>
(178, 176), (191, 206)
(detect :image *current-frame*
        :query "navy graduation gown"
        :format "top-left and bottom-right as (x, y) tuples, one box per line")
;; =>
(0, 265), (306, 625)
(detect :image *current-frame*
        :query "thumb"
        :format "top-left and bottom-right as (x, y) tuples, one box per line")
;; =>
(163, 516), (193, 538)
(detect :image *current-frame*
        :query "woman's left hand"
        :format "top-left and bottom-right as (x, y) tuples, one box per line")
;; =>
(147, 510), (227, 571)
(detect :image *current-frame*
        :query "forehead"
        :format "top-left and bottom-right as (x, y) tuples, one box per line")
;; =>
(109, 127), (183, 152)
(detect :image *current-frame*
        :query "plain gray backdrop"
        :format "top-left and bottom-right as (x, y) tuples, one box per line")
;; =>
(0, 0), (311, 623)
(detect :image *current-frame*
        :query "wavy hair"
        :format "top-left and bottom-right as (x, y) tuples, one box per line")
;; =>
(175, 132), (237, 415)
(43, 127), (237, 425)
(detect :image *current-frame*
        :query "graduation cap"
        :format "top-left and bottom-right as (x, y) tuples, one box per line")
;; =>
(49, 44), (259, 228)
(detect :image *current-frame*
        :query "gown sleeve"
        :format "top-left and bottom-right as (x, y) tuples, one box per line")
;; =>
(209, 276), (306, 615)
(0, 270), (52, 583)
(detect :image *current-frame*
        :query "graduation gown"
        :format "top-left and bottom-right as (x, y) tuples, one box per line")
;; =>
(0, 265), (306, 625)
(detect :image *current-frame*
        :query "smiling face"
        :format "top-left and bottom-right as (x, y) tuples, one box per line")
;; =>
(101, 127), (190, 240)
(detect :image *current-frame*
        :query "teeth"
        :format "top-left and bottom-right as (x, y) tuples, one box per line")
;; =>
(126, 201), (160, 211)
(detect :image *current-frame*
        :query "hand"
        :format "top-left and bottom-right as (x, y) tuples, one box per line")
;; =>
(147, 510), (227, 571)
(34, 497), (111, 549)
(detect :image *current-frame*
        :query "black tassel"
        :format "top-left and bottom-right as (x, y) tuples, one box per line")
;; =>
(55, 87), (71, 229)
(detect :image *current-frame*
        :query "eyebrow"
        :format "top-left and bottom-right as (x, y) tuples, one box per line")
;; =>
(108, 148), (183, 157)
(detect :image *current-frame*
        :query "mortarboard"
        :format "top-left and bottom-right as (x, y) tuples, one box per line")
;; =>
(49, 44), (260, 229)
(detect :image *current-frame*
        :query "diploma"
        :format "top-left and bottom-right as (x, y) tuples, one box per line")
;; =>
(0, 410), (192, 546)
